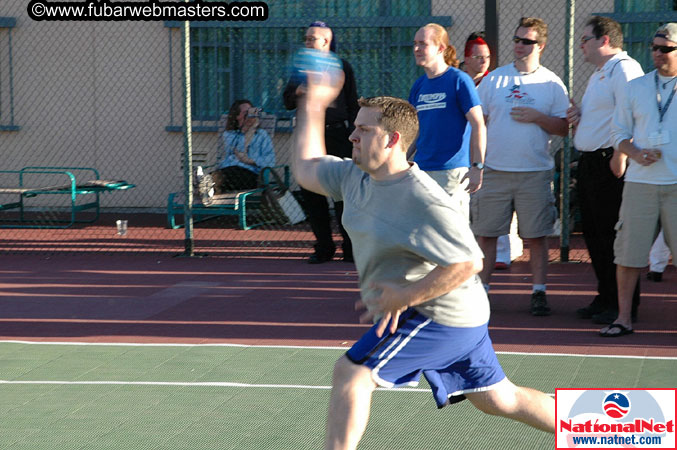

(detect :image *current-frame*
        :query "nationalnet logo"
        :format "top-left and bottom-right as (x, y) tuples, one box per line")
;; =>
(556, 389), (676, 449)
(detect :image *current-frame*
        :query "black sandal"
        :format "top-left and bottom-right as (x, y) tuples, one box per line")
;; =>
(599, 323), (633, 337)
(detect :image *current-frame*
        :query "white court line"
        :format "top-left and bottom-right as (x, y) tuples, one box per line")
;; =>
(0, 379), (557, 397)
(0, 379), (421, 392)
(1, 340), (676, 360)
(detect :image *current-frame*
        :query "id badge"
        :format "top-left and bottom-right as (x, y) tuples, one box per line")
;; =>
(648, 130), (670, 146)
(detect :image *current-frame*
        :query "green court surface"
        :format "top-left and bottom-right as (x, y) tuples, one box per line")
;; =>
(0, 342), (675, 449)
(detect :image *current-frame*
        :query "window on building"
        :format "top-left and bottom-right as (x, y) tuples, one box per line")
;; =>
(601, 1), (677, 71)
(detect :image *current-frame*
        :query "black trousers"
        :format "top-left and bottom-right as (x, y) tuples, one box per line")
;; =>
(576, 148), (640, 312)
(301, 122), (353, 257)
(210, 166), (258, 193)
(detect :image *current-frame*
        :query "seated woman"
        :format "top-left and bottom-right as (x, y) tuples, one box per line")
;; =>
(200, 99), (275, 204)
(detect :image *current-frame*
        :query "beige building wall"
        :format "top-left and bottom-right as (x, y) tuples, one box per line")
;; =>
(1, 1), (187, 208)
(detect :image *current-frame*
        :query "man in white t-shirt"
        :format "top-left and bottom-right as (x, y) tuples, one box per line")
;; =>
(566, 16), (644, 326)
(602, 23), (677, 337)
(474, 17), (569, 316)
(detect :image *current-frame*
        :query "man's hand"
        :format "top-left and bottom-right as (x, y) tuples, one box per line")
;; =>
(303, 70), (345, 112)
(355, 281), (409, 338)
(630, 148), (662, 166)
(510, 106), (542, 123)
(511, 107), (569, 136)
(566, 98), (581, 128)
(462, 167), (483, 193)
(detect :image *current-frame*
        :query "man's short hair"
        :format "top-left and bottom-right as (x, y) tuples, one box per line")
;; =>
(586, 16), (624, 49)
(516, 17), (548, 44)
(358, 97), (419, 152)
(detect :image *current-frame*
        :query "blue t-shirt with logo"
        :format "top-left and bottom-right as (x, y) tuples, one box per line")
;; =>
(408, 68), (481, 171)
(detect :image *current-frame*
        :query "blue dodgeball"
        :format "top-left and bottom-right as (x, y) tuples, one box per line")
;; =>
(290, 48), (343, 85)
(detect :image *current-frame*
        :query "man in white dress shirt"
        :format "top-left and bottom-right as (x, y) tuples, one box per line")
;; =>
(566, 16), (643, 326)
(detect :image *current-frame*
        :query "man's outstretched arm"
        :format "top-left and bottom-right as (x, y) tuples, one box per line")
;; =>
(292, 72), (345, 196)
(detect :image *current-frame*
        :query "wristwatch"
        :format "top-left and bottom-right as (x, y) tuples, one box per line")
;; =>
(472, 162), (485, 170)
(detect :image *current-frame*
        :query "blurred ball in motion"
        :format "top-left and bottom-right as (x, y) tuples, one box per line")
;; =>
(290, 48), (343, 86)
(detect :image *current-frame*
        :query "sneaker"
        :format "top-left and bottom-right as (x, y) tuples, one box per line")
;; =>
(530, 290), (551, 316)
(198, 173), (215, 206)
(494, 261), (509, 270)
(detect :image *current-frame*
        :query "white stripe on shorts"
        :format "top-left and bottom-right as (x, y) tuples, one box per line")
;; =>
(372, 318), (432, 388)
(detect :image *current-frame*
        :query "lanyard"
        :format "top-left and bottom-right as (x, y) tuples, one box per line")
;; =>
(655, 72), (677, 124)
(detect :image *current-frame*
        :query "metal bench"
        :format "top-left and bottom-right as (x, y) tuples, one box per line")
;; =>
(0, 166), (135, 228)
(166, 165), (290, 230)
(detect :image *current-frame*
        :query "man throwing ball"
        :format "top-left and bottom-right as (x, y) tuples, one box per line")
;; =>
(292, 62), (555, 450)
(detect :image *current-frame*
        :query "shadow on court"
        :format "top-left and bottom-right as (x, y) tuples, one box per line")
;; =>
(0, 238), (675, 357)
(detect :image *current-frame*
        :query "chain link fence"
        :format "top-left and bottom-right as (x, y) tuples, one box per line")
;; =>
(0, 0), (674, 256)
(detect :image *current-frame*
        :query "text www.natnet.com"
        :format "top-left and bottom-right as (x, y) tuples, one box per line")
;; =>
(28, 0), (269, 21)
(572, 434), (664, 446)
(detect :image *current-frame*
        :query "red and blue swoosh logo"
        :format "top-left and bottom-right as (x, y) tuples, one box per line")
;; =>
(603, 392), (630, 419)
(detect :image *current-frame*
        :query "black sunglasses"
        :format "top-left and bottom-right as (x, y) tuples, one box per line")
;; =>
(651, 44), (677, 54)
(512, 36), (539, 45)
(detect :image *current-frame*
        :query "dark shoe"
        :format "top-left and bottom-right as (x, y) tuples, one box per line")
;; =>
(599, 323), (633, 337)
(576, 299), (606, 319)
(646, 271), (663, 282)
(530, 291), (551, 316)
(494, 261), (509, 270)
(308, 251), (334, 264)
(591, 309), (618, 324)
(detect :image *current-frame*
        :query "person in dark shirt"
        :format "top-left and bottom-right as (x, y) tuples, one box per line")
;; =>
(283, 21), (359, 263)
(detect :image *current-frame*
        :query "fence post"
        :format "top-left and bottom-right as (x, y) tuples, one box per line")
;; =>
(560, 0), (575, 262)
(485, 0), (499, 70)
(182, 13), (195, 256)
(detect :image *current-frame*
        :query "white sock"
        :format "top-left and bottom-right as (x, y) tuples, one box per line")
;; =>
(533, 284), (546, 293)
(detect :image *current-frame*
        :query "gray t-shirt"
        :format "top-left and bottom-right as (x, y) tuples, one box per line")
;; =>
(317, 157), (490, 327)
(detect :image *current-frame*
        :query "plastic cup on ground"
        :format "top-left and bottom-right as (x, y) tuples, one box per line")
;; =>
(116, 220), (128, 236)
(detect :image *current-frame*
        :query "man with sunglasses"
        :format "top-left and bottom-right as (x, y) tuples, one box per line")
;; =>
(284, 21), (359, 264)
(603, 23), (677, 337)
(566, 16), (643, 328)
(474, 17), (569, 316)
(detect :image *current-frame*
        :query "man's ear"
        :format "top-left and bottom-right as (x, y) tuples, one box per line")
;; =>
(387, 131), (401, 148)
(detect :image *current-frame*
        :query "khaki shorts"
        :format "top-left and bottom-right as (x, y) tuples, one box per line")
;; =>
(426, 167), (470, 221)
(614, 182), (677, 268)
(470, 168), (556, 238)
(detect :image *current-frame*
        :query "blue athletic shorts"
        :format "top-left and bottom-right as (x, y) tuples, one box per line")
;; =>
(346, 309), (506, 408)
